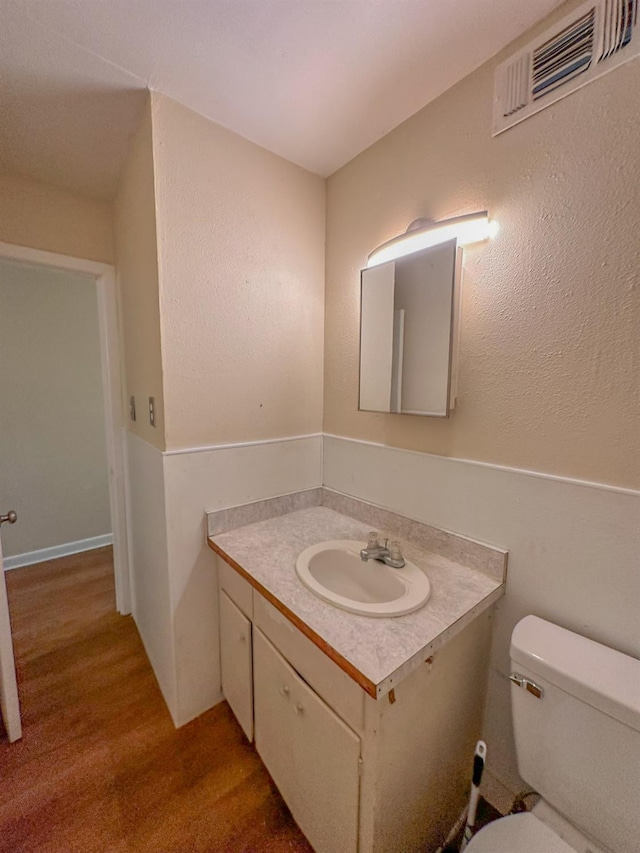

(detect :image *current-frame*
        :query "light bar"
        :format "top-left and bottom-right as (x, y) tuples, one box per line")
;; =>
(367, 211), (491, 268)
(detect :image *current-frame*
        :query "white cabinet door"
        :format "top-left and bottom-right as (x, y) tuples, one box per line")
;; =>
(254, 629), (360, 853)
(220, 590), (253, 741)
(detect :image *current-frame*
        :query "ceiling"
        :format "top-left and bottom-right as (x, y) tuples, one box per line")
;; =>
(1, 0), (566, 201)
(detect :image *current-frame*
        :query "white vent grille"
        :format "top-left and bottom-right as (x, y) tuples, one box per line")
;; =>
(493, 0), (639, 135)
(532, 8), (595, 100)
(502, 54), (531, 116)
(598, 0), (638, 60)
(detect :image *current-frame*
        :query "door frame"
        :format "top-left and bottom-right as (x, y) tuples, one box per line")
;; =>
(0, 241), (131, 615)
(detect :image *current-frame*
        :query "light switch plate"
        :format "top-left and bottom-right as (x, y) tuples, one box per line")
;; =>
(149, 396), (156, 427)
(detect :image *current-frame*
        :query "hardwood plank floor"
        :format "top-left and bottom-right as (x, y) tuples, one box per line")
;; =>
(0, 547), (313, 853)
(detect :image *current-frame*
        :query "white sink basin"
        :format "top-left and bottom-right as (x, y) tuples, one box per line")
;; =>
(295, 540), (431, 617)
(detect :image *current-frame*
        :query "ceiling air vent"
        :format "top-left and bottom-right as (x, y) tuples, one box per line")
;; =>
(493, 0), (639, 135)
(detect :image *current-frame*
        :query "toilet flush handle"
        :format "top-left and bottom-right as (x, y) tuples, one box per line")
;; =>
(509, 672), (544, 699)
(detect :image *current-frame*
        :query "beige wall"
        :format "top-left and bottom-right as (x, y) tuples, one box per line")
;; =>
(150, 93), (325, 450)
(324, 2), (640, 490)
(0, 173), (113, 264)
(113, 97), (166, 450)
(324, 0), (640, 809)
(136, 93), (326, 725)
(0, 258), (111, 558)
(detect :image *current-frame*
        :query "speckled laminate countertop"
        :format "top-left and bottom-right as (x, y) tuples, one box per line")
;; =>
(208, 504), (505, 697)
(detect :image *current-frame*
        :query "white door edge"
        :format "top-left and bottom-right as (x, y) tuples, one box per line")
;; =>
(0, 534), (21, 742)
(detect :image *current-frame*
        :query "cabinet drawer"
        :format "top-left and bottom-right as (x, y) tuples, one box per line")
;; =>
(254, 629), (360, 853)
(220, 590), (253, 741)
(254, 594), (365, 734)
(218, 557), (253, 619)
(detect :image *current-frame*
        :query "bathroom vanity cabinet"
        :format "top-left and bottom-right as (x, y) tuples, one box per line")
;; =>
(217, 557), (494, 853)
(254, 628), (361, 853)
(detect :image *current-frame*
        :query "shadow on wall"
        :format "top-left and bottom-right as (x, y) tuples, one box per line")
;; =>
(2, 77), (147, 200)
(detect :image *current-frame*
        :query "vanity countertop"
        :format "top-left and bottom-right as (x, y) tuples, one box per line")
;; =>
(208, 503), (505, 698)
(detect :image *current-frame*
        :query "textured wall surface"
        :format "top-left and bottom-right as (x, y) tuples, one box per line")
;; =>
(324, 7), (640, 489)
(323, 0), (640, 809)
(0, 172), (113, 263)
(0, 259), (111, 557)
(151, 93), (326, 450)
(113, 97), (166, 450)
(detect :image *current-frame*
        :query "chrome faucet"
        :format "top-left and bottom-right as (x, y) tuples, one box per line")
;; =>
(360, 532), (406, 568)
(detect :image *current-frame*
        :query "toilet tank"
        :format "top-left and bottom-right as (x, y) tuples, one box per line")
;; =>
(510, 616), (640, 853)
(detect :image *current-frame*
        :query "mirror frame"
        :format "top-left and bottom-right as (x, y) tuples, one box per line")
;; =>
(357, 240), (462, 418)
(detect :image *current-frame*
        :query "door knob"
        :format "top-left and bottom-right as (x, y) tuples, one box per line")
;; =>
(0, 510), (17, 526)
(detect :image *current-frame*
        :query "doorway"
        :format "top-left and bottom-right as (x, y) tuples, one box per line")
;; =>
(0, 241), (130, 614)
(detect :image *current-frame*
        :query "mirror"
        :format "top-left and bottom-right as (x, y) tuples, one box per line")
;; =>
(358, 239), (460, 417)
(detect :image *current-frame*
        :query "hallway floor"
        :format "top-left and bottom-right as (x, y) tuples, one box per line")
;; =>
(0, 547), (313, 853)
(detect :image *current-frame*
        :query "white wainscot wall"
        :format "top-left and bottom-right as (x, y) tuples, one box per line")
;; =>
(160, 434), (322, 726)
(126, 431), (322, 727)
(125, 432), (175, 714)
(322, 434), (640, 809)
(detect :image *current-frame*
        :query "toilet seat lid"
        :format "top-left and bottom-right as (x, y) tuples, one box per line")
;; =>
(465, 812), (576, 852)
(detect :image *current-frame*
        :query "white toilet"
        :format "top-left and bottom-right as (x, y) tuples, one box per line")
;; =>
(467, 615), (640, 853)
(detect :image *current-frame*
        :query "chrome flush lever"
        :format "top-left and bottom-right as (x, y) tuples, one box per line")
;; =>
(509, 672), (544, 699)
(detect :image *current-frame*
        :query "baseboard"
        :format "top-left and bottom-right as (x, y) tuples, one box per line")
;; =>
(3, 534), (114, 571)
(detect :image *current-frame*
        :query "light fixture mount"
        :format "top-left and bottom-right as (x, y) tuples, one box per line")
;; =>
(406, 218), (433, 232)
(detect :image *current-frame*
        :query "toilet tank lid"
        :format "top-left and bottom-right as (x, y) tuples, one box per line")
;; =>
(511, 616), (640, 733)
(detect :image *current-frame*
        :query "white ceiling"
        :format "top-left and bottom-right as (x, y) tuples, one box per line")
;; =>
(1, 0), (566, 200)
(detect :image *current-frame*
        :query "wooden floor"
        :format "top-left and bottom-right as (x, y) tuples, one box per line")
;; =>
(0, 548), (313, 853)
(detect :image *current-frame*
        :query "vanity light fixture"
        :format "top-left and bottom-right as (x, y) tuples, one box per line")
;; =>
(367, 211), (491, 268)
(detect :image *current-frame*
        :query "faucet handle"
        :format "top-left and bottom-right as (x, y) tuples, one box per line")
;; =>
(366, 531), (380, 550)
(388, 541), (403, 560)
